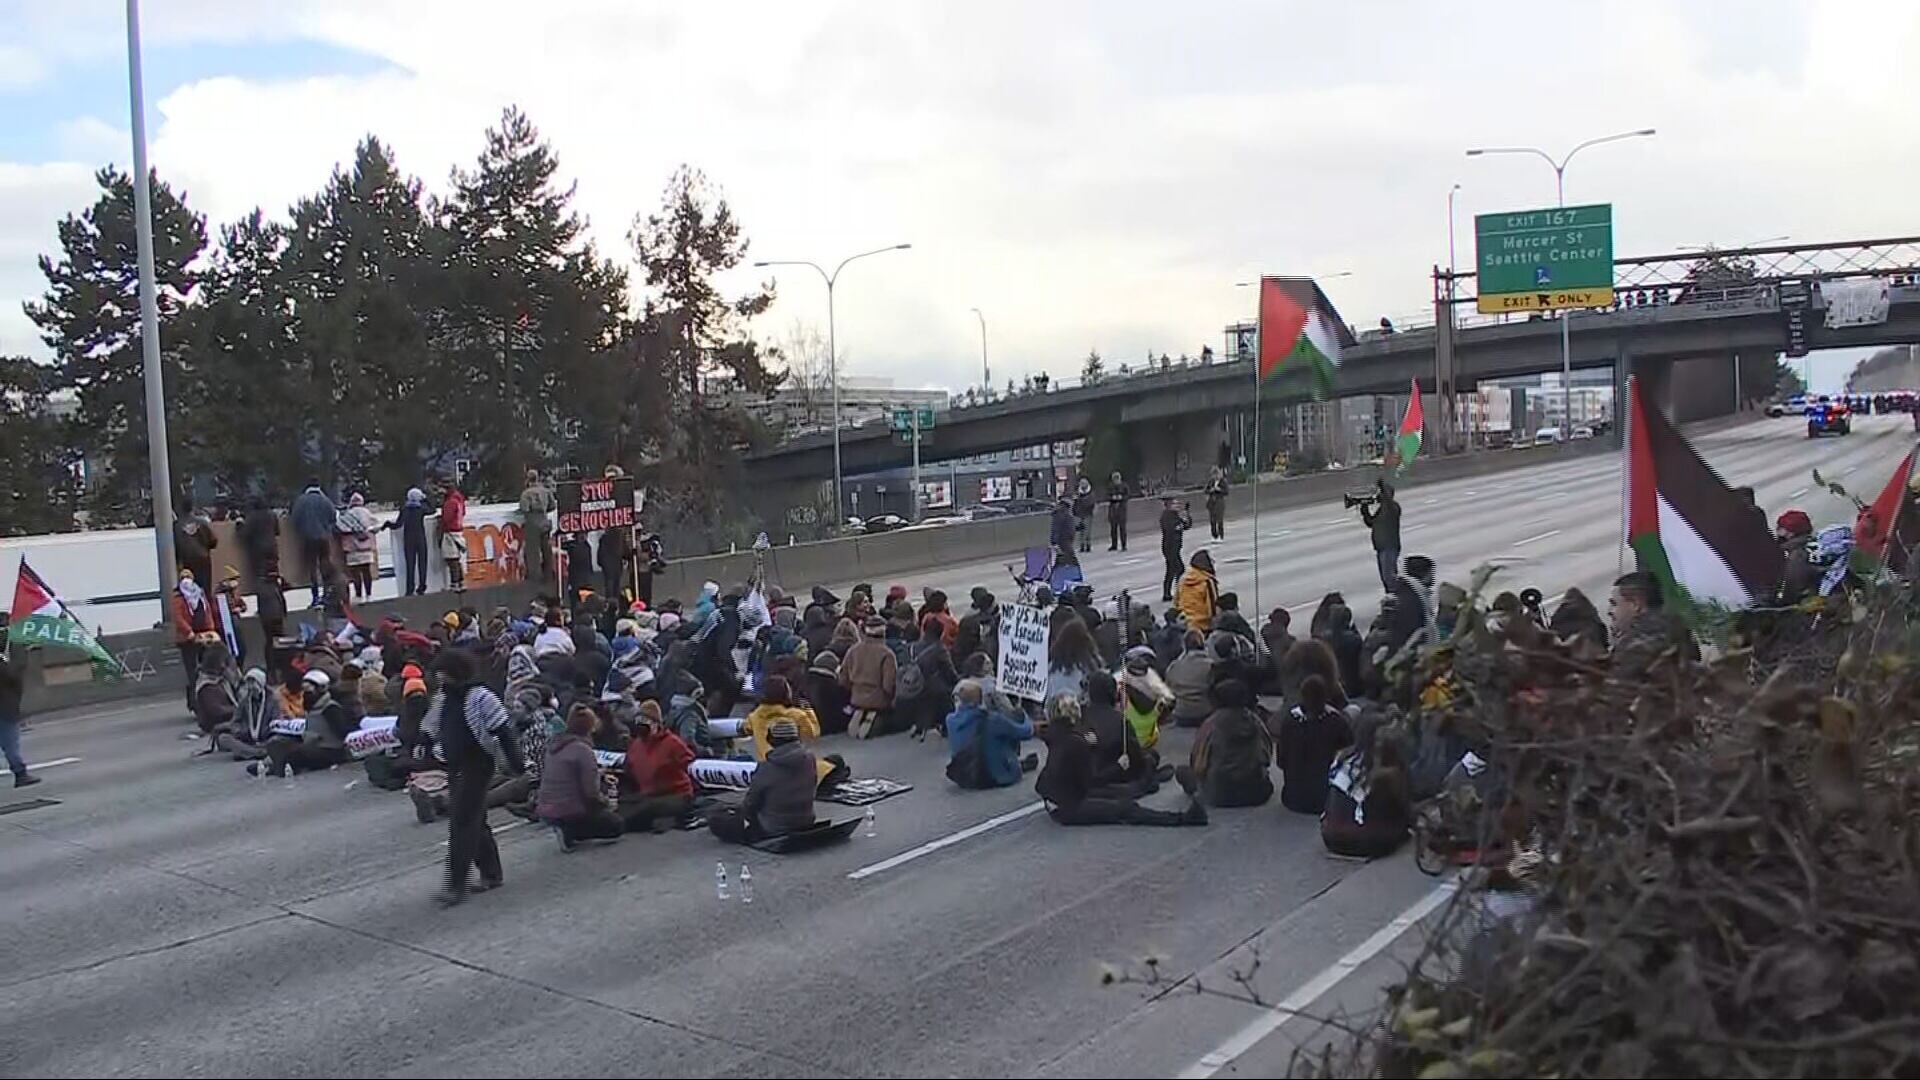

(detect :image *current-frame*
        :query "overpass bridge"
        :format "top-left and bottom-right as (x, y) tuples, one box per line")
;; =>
(744, 237), (1920, 510)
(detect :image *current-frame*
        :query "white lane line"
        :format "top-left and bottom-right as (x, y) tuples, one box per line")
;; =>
(25, 756), (82, 771)
(1512, 529), (1562, 547)
(1268, 529), (1293, 539)
(1791, 487), (1810, 498)
(846, 801), (1046, 880)
(1286, 600), (1321, 612)
(1177, 879), (1460, 1079)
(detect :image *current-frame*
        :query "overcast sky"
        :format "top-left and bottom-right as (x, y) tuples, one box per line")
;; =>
(5, 0), (1914, 394)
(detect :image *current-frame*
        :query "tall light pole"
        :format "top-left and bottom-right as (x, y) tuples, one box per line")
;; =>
(755, 243), (911, 524)
(1447, 182), (1462, 274)
(970, 307), (989, 395)
(1468, 127), (1655, 446)
(126, 0), (176, 622)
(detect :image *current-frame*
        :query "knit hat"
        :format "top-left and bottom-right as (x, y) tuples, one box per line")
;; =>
(1123, 645), (1155, 672)
(885, 584), (908, 605)
(862, 614), (887, 636)
(768, 717), (801, 744)
(442, 611), (461, 629)
(400, 662), (424, 681)
(301, 669), (330, 689)
(615, 618), (639, 636)
(637, 699), (662, 725)
(403, 676), (428, 698)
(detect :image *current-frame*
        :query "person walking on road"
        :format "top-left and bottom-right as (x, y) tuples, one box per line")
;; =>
(0, 642), (39, 788)
(1106, 471), (1131, 551)
(1158, 495), (1192, 602)
(439, 482), (469, 593)
(1072, 477), (1096, 554)
(519, 469), (557, 588)
(424, 648), (524, 906)
(1359, 479), (1402, 593)
(290, 481), (338, 608)
(1204, 467), (1229, 541)
(386, 487), (431, 596)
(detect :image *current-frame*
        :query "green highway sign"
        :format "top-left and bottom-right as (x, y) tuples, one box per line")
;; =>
(891, 406), (936, 432)
(1475, 203), (1614, 313)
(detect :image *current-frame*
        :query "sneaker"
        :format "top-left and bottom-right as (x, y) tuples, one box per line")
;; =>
(1174, 765), (1199, 797)
(14, 773), (40, 788)
(551, 824), (576, 853)
(410, 786), (437, 824)
(1183, 801), (1210, 826)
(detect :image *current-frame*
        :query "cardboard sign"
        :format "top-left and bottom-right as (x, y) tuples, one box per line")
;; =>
(557, 477), (637, 534)
(996, 603), (1050, 702)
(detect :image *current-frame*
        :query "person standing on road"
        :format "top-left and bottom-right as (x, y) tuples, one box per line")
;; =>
(290, 481), (338, 608)
(1359, 479), (1402, 594)
(439, 481), (469, 593)
(171, 568), (217, 713)
(518, 469), (556, 588)
(424, 648), (524, 905)
(386, 487), (432, 596)
(1158, 495), (1192, 602)
(1050, 497), (1077, 564)
(0, 640), (39, 788)
(1106, 471), (1131, 551)
(1072, 477), (1096, 553)
(1204, 467), (1229, 540)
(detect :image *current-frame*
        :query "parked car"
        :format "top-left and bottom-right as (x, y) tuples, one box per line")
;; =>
(957, 503), (1008, 519)
(997, 498), (1053, 515)
(862, 513), (910, 533)
(1533, 426), (1563, 446)
(1572, 426), (1595, 440)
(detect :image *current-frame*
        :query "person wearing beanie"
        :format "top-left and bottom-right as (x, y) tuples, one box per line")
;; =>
(805, 648), (851, 734)
(919, 589), (959, 649)
(537, 704), (625, 852)
(1036, 691), (1207, 828)
(954, 587), (1000, 667)
(743, 675), (842, 785)
(1186, 677), (1274, 808)
(709, 712), (818, 844)
(838, 614), (899, 738)
(258, 668), (353, 778)
(620, 697), (697, 832)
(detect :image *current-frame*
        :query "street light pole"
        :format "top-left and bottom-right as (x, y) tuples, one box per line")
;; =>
(126, 0), (176, 623)
(755, 243), (911, 526)
(1467, 128), (1655, 448)
(970, 307), (988, 395)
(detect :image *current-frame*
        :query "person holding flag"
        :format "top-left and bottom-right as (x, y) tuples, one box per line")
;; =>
(7, 560), (126, 782)
(0, 630), (35, 787)
(1388, 379), (1423, 476)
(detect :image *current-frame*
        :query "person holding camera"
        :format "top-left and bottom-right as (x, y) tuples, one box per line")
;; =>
(1356, 479), (1402, 593)
(1204, 467), (1229, 540)
(1106, 471), (1131, 551)
(1158, 495), (1193, 601)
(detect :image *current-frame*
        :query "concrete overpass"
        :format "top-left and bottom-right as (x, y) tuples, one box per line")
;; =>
(744, 237), (1920, 504)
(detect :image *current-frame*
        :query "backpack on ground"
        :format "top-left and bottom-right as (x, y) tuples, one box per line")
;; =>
(894, 643), (930, 705)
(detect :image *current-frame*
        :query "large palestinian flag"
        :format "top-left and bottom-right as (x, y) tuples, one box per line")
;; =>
(1390, 378), (1424, 475)
(1853, 447), (1917, 574)
(8, 560), (119, 670)
(1257, 276), (1356, 399)
(1626, 377), (1782, 612)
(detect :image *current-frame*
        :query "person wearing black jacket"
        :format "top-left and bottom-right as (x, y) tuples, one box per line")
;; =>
(1204, 468), (1229, 540)
(239, 496), (280, 581)
(953, 587), (1000, 667)
(1036, 694), (1205, 827)
(563, 534), (596, 598)
(906, 618), (961, 738)
(1106, 471), (1130, 551)
(1315, 603), (1365, 699)
(1388, 555), (1436, 656)
(1158, 495), (1192, 601)
(1, 642), (37, 788)
(385, 487), (432, 596)
(1071, 477), (1096, 553)
(597, 526), (633, 605)
(424, 649), (525, 906)
(1359, 480), (1402, 593)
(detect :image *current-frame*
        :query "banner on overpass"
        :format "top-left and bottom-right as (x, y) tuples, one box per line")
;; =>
(1475, 204), (1614, 313)
(1824, 279), (1891, 329)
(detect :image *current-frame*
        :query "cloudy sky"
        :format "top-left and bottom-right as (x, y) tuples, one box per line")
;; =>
(5, 0), (1915, 393)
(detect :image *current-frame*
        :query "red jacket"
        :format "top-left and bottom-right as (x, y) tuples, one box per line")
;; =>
(626, 728), (695, 798)
(441, 491), (466, 533)
(171, 590), (216, 644)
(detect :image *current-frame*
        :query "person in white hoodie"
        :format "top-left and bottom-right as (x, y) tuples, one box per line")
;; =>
(336, 492), (382, 600)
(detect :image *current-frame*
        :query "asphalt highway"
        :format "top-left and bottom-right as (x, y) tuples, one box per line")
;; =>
(2, 414), (1909, 1079)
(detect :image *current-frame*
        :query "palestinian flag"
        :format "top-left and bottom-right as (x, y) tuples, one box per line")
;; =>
(1626, 377), (1782, 613)
(8, 560), (120, 671)
(1853, 447), (1917, 574)
(1390, 378), (1423, 474)
(1257, 276), (1356, 399)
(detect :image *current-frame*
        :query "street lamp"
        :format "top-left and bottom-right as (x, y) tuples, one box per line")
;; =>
(1447, 182), (1462, 274)
(1467, 127), (1655, 448)
(970, 307), (988, 396)
(754, 243), (912, 524)
(125, 0), (177, 623)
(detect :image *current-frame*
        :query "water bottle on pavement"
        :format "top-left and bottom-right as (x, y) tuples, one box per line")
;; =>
(714, 860), (730, 901)
(739, 864), (753, 904)
(863, 805), (877, 838)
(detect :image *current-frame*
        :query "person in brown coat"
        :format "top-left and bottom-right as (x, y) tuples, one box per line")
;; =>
(838, 615), (898, 739)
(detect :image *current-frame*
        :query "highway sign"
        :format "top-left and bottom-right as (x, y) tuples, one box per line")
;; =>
(891, 406), (936, 432)
(1475, 203), (1614, 313)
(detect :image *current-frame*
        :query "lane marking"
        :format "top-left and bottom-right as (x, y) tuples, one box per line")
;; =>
(1177, 879), (1459, 1079)
(1512, 529), (1561, 547)
(1790, 487), (1810, 498)
(1286, 600), (1321, 612)
(846, 801), (1046, 880)
(25, 756), (81, 772)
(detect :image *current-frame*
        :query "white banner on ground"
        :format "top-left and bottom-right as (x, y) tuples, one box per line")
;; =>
(266, 714), (399, 759)
(1824, 279), (1891, 328)
(996, 603), (1049, 702)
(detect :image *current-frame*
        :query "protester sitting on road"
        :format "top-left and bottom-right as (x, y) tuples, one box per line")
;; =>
(533, 610), (575, 661)
(1286, 639), (1351, 712)
(1175, 549), (1220, 633)
(275, 667), (307, 719)
(903, 615), (962, 739)
(1609, 570), (1690, 680)
(192, 646), (240, 736)
(1150, 608), (1187, 672)
(800, 606), (836, 661)
(1548, 587), (1610, 652)
(1313, 604), (1365, 700)
(1036, 695), (1206, 828)
(1277, 675), (1353, 815)
(1206, 629), (1265, 698)
(745, 675), (820, 757)
(1165, 630), (1214, 728)
(259, 669), (353, 777)
(944, 678), (1036, 789)
(1388, 554), (1437, 655)
(1320, 715), (1412, 858)
(827, 615), (861, 660)
(1083, 670), (1165, 795)
(920, 589), (959, 648)
(1213, 592), (1255, 643)
(806, 650), (850, 735)
(1044, 616), (1102, 708)
(335, 661), (370, 728)
(1185, 676), (1274, 808)
(537, 704), (625, 851)
(1117, 646), (1173, 751)
(840, 615), (898, 739)
(217, 667), (277, 760)
(1261, 607), (1299, 697)
(953, 588), (1000, 666)
(709, 717), (818, 845)
(621, 699), (698, 833)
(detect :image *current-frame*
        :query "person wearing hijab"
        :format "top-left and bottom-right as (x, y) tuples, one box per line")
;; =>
(385, 487), (432, 596)
(171, 568), (218, 714)
(337, 492), (382, 600)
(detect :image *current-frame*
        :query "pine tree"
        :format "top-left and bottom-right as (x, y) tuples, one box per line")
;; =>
(25, 167), (206, 524)
(0, 356), (78, 534)
(439, 107), (628, 496)
(1082, 349), (1106, 386)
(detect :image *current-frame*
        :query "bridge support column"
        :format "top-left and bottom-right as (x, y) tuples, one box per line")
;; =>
(1132, 413), (1225, 490)
(1613, 339), (1675, 449)
(1671, 353), (1740, 424)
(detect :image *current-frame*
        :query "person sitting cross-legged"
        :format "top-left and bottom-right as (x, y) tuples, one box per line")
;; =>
(1036, 694), (1207, 828)
(944, 678), (1035, 790)
(536, 704), (625, 851)
(708, 717), (817, 845)
(621, 699), (698, 833)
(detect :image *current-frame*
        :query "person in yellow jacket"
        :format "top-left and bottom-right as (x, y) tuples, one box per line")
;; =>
(1175, 549), (1220, 634)
(744, 674), (842, 786)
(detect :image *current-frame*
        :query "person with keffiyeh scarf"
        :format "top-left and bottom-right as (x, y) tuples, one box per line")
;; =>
(1387, 554), (1437, 656)
(423, 648), (525, 906)
(171, 568), (218, 713)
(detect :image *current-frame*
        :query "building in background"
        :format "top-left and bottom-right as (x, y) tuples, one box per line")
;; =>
(840, 439), (1084, 521)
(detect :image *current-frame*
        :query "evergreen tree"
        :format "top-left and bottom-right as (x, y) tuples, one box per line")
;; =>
(24, 167), (206, 524)
(439, 107), (627, 495)
(0, 356), (78, 534)
(1082, 348), (1106, 386)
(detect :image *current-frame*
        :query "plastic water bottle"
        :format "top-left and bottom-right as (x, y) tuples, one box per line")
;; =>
(282, 765), (297, 790)
(863, 805), (877, 838)
(714, 860), (730, 901)
(739, 864), (753, 904)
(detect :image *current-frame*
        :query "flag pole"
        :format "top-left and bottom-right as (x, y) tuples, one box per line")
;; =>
(1618, 375), (1634, 574)
(1251, 310), (1263, 617)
